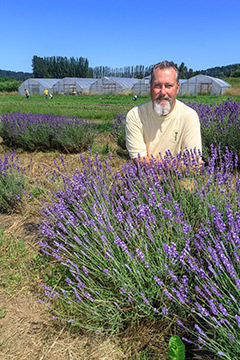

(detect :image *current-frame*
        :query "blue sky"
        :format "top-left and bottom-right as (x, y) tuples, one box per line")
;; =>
(1, 0), (240, 73)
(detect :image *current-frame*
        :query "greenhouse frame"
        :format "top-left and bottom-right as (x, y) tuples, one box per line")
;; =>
(89, 77), (139, 95)
(131, 76), (151, 95)
(18, 78), (59, 95)
(178, 75), (231, 96)
(52, 78), (97, 95)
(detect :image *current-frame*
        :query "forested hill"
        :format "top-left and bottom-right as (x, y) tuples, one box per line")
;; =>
(200, 63), (240, 77)
(0, 69), (33, 81)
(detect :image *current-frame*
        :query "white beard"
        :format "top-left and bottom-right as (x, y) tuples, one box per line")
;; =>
(153, 100), (171, 116)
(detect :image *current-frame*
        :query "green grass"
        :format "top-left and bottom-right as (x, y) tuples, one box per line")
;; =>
(1, 93), (239, 122)
(0, 94), (150, 120)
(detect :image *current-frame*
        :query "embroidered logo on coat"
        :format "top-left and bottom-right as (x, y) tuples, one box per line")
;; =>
(172, 130), (179, 142)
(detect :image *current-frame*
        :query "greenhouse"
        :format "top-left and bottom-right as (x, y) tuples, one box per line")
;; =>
(89, 77), (139, 95)
(131, 76), (151, 95)
(178, 75), (231, 96)
(52, 77), (96, 95)
(18, 78), (59, 95)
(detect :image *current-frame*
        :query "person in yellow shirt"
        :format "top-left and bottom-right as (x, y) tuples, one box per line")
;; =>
(125, 61), (202, 168)
(44, 89), (49, 99)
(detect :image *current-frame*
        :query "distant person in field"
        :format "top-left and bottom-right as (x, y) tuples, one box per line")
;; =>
(125, 60), (202, 167)
(25, 89), (29, 99)
(49, 92), (53, 99)
(44, 89), (49, 99)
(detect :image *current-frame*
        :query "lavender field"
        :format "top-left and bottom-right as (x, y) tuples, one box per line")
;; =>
(0, 98), (240, 359)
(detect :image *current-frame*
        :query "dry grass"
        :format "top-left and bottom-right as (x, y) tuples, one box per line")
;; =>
(225, 87), (240, 96)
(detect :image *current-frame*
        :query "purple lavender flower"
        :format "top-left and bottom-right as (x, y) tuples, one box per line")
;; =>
(235, 314), (240, 328)
(217, 351), (226, 357)
(162, 306), (169, 315)
(136, 248), (145, 262)
(218, 303), (228, 317)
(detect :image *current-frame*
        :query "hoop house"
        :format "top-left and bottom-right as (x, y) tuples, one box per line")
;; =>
(52, 78), (96, 95)
(18, 78), (58, 95)
(178, 75), (231, 96)
(131, 76), (151, 95)
(90, 77), (139, 95)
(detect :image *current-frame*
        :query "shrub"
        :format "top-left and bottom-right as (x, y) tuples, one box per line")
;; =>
(0, 151), (26, 212)
(38, 145), (240, 360)
(111, 113), (127, 150)
(0, 77), (21, 92)
(186, 99), (240, 160)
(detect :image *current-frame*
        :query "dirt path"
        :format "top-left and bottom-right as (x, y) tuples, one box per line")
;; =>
(0, 290), (125, 360)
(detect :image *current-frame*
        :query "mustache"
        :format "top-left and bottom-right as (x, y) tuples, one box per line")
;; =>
(154, 95), (171, 101)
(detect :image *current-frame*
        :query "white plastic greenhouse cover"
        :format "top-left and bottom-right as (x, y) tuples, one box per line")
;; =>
(90, 77), (139, 94)
(109, 77), (139, 88)
(178, 75), (231, 96)
(35, 79), (59, 88)
(52, 78), (97, 94)
(209, 77), (231, 88)
(56, 77), (96, 88)
(18, 78), (59, 95)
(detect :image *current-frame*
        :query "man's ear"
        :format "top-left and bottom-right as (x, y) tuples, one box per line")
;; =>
(177, 82), (180, 94)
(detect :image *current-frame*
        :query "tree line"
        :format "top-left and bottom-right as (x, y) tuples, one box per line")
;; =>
(1, 56), (240, 81)
(32, 56), (91, 78)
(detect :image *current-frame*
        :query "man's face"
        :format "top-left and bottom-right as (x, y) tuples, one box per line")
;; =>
(150, 67), (180, 116)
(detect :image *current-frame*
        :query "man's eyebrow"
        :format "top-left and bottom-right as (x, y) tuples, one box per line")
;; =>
(153, 81), (174, 85)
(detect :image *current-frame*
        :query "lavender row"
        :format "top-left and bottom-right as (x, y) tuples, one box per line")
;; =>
(0, 112), (96, 152)
(39, 146), (240, 358)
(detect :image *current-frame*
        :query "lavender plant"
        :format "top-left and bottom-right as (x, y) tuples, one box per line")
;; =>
(35, 152), (198, 305)
(160, 149), (240, 359)
(186, 99), (240, 160)
(111, 113), (127, 150)
(161, 200), (240, 359)
(0, 112), (96, 152)
(38, 149), (204, 332)
(0, 151), (26, 212)
(38, 145), (240, 359)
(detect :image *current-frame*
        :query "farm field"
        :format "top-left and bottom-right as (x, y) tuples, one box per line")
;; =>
(1, 92), (240, 121)
(0, 94), (149, 121)
(0, 93), (240, 359)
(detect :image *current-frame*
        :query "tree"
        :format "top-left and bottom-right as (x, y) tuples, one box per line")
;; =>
(32, 55), (91, 78)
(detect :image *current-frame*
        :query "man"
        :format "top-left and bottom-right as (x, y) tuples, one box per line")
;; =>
(125, 61), (202, 167)
(25, 89), (29, 99)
